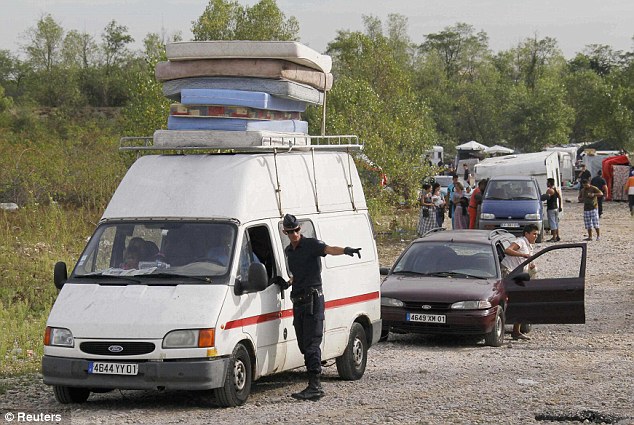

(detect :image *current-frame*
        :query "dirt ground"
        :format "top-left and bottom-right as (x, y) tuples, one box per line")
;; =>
(0, 193), (632, 424)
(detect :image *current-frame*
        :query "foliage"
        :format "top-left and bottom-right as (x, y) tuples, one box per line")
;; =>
(192, 0), (299, 41)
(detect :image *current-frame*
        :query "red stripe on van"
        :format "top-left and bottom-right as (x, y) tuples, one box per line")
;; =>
(223, 291), (379, 330)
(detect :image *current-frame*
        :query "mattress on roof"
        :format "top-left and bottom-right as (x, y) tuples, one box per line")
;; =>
(153, 129), (310, 148)
(166, 41), (332, 73)
(167, 116), (308, 133)
(179, 88), (306, 112)
(162, 77), (325, 105)
(170, 104), (301, 120)
(155, 59), (333, 91)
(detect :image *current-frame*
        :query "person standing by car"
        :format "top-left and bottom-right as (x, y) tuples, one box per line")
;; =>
(446, 174), (459, 228)
(590, 170), (608, 218)
(281, 214), (361, 401)
(502, 224), (539, 340)
(545, 178), (563, 242)
(417, 183), (436, 236)
(468, 179), (488, 229)
(578, 179), (603, 241)
(431, 182), (446, 228)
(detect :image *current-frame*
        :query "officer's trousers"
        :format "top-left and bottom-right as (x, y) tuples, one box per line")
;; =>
(292, 293), (325, 374)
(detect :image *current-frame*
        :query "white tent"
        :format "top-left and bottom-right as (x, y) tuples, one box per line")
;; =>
(484, 145), (514, 154)
(456, 140), (488, 151)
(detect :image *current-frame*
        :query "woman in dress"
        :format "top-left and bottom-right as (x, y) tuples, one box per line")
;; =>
(417, 183), (436, 236)
(452, 182), (469, 230)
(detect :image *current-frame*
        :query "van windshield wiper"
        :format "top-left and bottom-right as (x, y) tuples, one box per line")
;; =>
(512, 196), (537, 200)
(149, 272), (213, 284)
(74, 273), (142, 284)
(392, 270), (427, 276)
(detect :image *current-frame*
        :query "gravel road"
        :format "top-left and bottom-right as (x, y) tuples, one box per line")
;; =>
(1, 193), (632, 424)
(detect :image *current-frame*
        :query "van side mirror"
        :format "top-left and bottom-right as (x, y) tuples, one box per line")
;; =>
(379, 267), (390, 276)
(235, 263), (268, 295)
(53, 262), (68, 290)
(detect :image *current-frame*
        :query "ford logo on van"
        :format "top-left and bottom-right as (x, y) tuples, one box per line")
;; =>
(108, 345), (124, 353)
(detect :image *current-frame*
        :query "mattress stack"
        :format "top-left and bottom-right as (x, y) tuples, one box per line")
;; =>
(153, 41), (333, 148)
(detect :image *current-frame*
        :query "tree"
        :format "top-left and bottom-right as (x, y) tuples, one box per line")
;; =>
(22, 14), (64, 73)
(192, 0), (298, 41)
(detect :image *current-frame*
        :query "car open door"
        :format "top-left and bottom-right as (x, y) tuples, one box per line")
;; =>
(504, 243), (586, 324)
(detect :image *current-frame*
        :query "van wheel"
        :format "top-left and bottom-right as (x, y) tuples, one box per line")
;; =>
(484, 307), (505, 347)
(536, 227), (544, 243)
(520, 323), (532, 334)
(336, 323), (367, 380)
(214, 343), (252, 407)
(53, 385), (90, 404)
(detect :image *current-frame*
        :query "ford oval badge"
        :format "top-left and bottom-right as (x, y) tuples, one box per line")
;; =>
(422, 305), (432, 310)
(108, 345), (124, 353)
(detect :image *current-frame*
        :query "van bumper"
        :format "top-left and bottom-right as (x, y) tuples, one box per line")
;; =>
(42, 355), (230, 391)
(370, 319), (383, 346)
(479, 219), (542, 236)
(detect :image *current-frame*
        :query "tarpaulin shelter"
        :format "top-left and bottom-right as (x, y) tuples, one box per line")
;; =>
(602, 155), (630, 201)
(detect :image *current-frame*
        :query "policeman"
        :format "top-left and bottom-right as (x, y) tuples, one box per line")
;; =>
(279, 214), (361, 401)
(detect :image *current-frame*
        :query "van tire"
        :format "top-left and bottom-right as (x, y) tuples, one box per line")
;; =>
(520, 323), (532, 334)
(336, 323), (367, 381)
(484, 306), (505, 347)
(214, 343), (252, 407)
(536, 227), (544, 243)
(53, 385), (90, 404)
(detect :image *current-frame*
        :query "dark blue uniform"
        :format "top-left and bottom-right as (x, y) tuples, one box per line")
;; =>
(285, 236), (326, 375)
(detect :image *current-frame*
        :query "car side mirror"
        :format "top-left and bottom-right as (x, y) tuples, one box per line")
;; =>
(235, 263), (268, 295)
(379, 267), (390, 276)
(53, 261), (67, 290)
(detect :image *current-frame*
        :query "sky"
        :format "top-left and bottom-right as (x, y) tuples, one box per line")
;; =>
(2, 0), (634, 59)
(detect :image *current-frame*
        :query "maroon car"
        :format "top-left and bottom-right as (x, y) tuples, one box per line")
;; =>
(380, 229), (586, 346)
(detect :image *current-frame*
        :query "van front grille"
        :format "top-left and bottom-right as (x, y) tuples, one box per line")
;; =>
(80, 341), (155, 356)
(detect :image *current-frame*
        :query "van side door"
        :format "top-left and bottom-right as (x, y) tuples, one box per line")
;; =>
(504, 243), (586, 324)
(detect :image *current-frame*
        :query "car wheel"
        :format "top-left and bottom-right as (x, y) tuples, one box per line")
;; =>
(214, 343), (252, 407)
(520, 323), (532, 334)
(336, 323), (367, 380)
(53, 386), (90, 404)
(484, 306), (505, 347)
(536, 227), (544, 243)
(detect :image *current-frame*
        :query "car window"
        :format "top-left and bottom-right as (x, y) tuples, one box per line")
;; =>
(393, 242), (497, 278)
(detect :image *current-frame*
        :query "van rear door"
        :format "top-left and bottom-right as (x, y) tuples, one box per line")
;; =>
(504, 244), (586, 324)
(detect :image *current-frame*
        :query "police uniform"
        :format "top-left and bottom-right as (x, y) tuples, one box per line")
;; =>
(285, 235), (326, 375)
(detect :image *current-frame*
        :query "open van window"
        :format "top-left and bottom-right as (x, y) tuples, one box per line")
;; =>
(72, 221), (237, 282)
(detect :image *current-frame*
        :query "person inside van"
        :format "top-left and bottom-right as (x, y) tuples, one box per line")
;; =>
(280, 214), (361, 402)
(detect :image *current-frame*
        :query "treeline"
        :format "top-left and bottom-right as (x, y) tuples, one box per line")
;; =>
(1, 0), (633, 206)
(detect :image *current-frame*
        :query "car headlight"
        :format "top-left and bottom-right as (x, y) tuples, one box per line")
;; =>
(450, 300), (492, 310)
(381, 297), (404, 307)
(480, 213), (495, 219)
(44, 327), (74, 347)
(524, 213), (540, 220)
(163, 329), (215, 348)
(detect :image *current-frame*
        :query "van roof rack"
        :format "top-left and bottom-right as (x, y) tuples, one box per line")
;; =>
(119, 134), (363, 153)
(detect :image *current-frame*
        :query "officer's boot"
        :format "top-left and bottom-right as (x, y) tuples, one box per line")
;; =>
(291, 373), (325, 401)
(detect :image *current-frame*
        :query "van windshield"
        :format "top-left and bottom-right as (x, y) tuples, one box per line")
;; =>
(485, 181), (538, 201)
(72, 221), (236, 283)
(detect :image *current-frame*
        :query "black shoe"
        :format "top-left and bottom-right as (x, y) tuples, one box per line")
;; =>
(291, 373), (325, 401)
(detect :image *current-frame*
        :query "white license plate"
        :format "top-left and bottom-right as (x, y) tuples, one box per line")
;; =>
(407, 313), (446, 323)
(88, 362), (138, 375)
(501, 222), (520, 228)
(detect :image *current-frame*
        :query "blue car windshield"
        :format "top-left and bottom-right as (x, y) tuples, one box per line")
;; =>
(72, 221), (236, 282)
(485, 181), (538, 200)
(393, 242), (497, 279)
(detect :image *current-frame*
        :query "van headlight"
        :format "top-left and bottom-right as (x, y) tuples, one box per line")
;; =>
(451, 300), (492, 310)
(163, 328), (215, 348)
(524, 213), (540, 220)
(381, 297), (404, 307)
(480, 213), (495, 219)
(44, 327), (74, 347)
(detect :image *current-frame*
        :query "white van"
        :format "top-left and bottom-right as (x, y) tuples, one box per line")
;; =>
(42, 136), (381, 407)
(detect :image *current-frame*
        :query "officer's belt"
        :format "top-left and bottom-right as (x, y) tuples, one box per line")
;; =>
(291, 287), (323, 304)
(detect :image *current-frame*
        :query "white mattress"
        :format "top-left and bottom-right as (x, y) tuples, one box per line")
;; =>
(153, 130), (311, 148)
(166, 41), (332, 73)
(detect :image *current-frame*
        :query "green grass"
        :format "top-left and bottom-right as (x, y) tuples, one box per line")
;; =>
(0, 205), (100, 376)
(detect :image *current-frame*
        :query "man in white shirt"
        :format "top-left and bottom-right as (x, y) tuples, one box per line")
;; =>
(502, 224), (539, 340)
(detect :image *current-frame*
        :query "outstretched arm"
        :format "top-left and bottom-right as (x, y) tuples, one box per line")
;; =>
(325, 246), (362, 258)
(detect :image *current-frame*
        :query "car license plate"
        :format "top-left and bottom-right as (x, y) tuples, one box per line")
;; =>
(406, 313), (446, 323)
(88, 362), (138, 375)
(501, 222), (520, 228)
